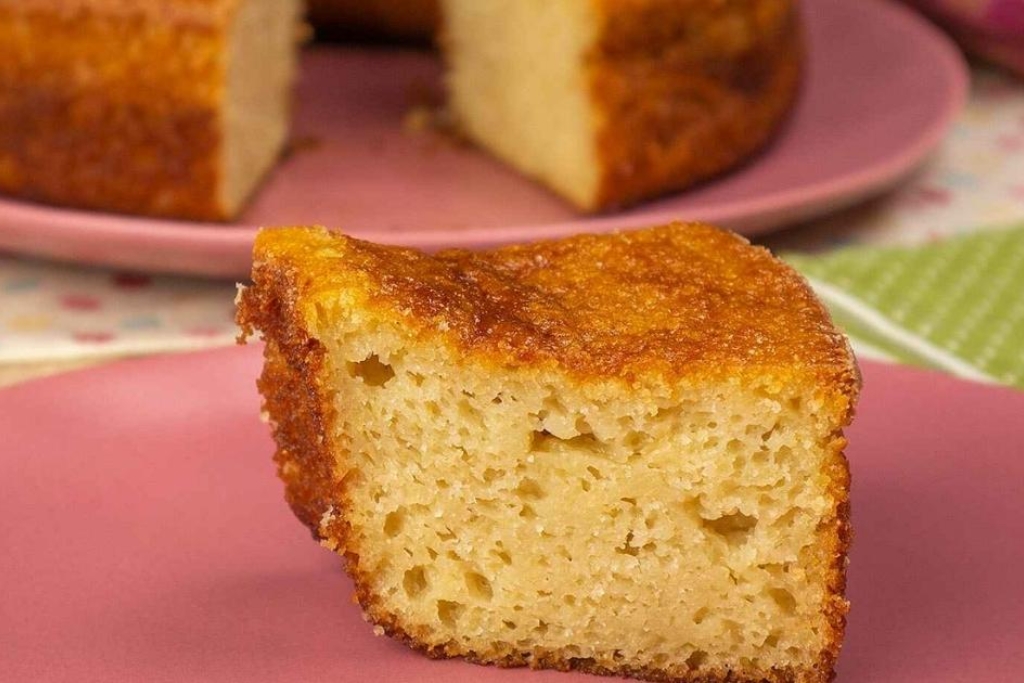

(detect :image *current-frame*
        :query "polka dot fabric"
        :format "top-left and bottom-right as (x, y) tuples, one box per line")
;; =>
(0, 258), (237, 361)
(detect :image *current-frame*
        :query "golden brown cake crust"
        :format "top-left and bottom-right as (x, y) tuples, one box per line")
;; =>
(589, 0), (802, 211)
(244, 222), (857, 391)
(237, 223), (858, 683)
(0, 0), (239, 220)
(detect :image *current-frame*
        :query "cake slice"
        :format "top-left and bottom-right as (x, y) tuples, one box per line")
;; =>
(439, 0), (802, 212)
(0, 0), (301, 221)
(237, 223), (859, 683)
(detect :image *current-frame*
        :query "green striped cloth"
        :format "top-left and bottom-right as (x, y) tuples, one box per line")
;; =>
(782, 225), (1024, 388)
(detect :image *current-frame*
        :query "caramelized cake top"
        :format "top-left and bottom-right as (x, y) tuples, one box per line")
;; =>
(242, 222), (857, 401)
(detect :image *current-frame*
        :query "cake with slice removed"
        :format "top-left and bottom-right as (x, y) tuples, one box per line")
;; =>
(440, 0), (803, 212)
(236, 222), (859, 683)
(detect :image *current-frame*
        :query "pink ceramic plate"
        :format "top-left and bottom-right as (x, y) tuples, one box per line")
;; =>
(0, 0), (966, 277)
(2, 346), (1022, 681)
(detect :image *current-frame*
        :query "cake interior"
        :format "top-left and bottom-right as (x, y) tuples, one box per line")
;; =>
(222, 0), (299, 216)
(442, 0), (601, 209)
(299, 302), (846, 679)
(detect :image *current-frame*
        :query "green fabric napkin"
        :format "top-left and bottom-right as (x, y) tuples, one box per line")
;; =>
(783, 225), (1024, 388)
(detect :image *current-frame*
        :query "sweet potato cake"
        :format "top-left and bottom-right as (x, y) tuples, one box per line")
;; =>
(237, 222), (859, 683)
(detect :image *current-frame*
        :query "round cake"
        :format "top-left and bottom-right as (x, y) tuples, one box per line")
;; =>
(0, 0), (802, 220)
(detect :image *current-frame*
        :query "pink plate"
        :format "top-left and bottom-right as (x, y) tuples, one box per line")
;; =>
(1, 346), (1022, 681)
(0, 0), (966, 278)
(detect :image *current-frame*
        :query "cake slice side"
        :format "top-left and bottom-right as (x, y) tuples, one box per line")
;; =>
(440, 0), (604, 210)
(238, 224), (858, 683)
(0, 0), (300, 221)
(222, 0), (302, 217)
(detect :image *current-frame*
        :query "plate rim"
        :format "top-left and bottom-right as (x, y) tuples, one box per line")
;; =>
(0, 0), (969, 277)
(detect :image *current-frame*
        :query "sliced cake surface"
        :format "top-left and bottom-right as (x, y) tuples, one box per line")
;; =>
(441, 0), (802, 212)
(0, 0), (300, 221)
(237, 223), (859, 683)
